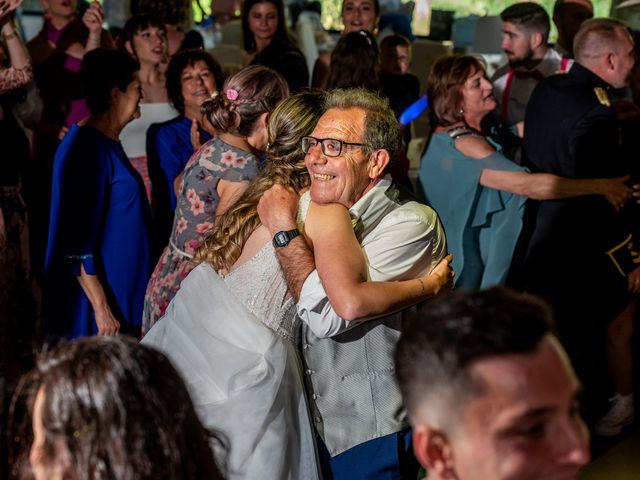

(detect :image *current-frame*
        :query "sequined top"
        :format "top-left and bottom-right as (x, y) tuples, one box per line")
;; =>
(223, 242), (298, 344)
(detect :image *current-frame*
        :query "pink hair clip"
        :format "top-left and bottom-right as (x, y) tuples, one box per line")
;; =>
(226, 89), (239, 101)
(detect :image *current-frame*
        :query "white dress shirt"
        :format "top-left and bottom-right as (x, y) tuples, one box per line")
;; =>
(492, 48), (573, 125)
(296, 176), (447, 338)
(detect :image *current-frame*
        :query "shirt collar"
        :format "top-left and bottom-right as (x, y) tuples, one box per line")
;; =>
(570, 61), (613, 90)
(513, 48), (562, 77)
(348, 175), (394, 240)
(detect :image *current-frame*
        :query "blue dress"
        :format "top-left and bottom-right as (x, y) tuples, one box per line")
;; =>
(44, 124), (152, 338)
(418, 130), (527, 289)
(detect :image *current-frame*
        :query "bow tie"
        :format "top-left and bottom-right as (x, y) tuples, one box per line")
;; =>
(511, 69), (545, 81)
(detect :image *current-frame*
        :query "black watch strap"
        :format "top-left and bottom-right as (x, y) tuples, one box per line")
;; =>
(272, 228), (300, 248)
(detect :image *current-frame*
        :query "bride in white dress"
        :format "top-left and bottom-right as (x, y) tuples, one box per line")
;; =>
(142, 92), (453, 479)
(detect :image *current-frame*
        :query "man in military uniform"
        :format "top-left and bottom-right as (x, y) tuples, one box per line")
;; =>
(511, 18), (638, 436)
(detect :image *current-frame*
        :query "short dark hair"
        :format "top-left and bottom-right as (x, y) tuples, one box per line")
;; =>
(80, 48), (140, 115)
(380, 33), (411, 52)
(427, 54), (486, 127)
(501, 2), (550, 42)
(327, 30), (380, 92)
(242, 0), (290, 53)
(395, 288), (553, 425)
(9, 336), (224, 479)
(166, 49), (225, 115)
(122, 13), (167, 56)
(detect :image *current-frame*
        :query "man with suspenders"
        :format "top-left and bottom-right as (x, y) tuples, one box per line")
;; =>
(492, 2), (572, 126)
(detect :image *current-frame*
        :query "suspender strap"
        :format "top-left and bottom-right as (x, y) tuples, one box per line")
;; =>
(501, 70), (515, 121)
(501, 69), (545, 120)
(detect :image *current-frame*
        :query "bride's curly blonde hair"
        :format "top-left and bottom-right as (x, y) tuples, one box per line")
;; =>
(194, 91), (326, 271)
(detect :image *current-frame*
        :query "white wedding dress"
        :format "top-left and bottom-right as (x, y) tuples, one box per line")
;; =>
(142, 243), (321, 479)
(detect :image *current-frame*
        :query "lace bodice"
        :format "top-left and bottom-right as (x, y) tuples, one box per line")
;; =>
(223, 243), (298, 343)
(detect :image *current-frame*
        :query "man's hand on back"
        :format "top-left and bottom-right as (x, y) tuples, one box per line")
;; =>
(257, 184), (300, 234)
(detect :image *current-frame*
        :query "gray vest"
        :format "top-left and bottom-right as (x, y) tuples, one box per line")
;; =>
(300, 309), (412, 456)
(297, 178), (445, 456)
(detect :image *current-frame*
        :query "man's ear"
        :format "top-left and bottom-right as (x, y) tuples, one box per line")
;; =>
(413, 425), (458, 479)
(109, 85), (121, 105)
(529, 31), (544, 50)
(367, 148), (390, 179)
(605, 52), (618, 71)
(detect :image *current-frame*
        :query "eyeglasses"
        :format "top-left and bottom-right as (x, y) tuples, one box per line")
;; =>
(300, 136), (367, 157)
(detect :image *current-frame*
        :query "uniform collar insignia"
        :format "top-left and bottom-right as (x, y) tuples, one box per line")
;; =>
(594, 87), (611, 107)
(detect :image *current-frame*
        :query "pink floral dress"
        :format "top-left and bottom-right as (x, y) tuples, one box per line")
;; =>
(142, 137), (258, 334)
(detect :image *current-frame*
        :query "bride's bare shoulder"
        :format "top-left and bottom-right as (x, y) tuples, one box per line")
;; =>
(228, 226), (271, 272)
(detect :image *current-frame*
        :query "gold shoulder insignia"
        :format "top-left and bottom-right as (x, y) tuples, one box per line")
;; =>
(594, 87), (611, 107)
(605, 234), (640, 276)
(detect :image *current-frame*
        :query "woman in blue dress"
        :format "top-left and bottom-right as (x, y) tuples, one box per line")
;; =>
(149, 49), (224, 211)
(147, 49), (224, 244)
(418, 55), (631, 289)
(44, 49), (152, 339)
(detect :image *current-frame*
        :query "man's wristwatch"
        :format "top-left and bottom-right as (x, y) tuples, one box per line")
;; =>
(272, 228), (300, 248)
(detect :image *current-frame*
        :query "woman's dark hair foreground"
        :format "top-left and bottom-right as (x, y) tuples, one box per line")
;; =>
(9, 336), (224, 479)
(327, 30), (380, 92)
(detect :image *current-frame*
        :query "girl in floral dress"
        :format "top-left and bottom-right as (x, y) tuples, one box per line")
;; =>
(142, 65), (289, 334)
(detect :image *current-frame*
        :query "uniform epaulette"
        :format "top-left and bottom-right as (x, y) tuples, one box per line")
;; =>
(606, 234), (640, 276)
(594, 87), (611, 107)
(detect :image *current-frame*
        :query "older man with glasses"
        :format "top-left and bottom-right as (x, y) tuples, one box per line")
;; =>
(257, 88), (448, 479)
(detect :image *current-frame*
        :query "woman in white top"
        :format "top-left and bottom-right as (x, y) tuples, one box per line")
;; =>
(120, 14), (177, 202)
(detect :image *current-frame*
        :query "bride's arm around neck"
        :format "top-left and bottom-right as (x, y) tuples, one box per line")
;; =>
(305, 201), (452, 323)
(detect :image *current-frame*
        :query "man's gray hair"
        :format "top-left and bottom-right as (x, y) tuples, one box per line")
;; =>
(324, 88), (402, 161)
(574, 18), (630, 65)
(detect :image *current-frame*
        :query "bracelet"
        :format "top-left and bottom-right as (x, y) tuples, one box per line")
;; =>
(418, 277), (426, 296)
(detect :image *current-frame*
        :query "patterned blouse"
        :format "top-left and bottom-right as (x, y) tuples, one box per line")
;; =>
(171, 137), (258, 256)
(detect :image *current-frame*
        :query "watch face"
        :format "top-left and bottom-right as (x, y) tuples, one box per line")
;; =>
(275, 232), (288, 246)
(273, 229), (299, 247)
